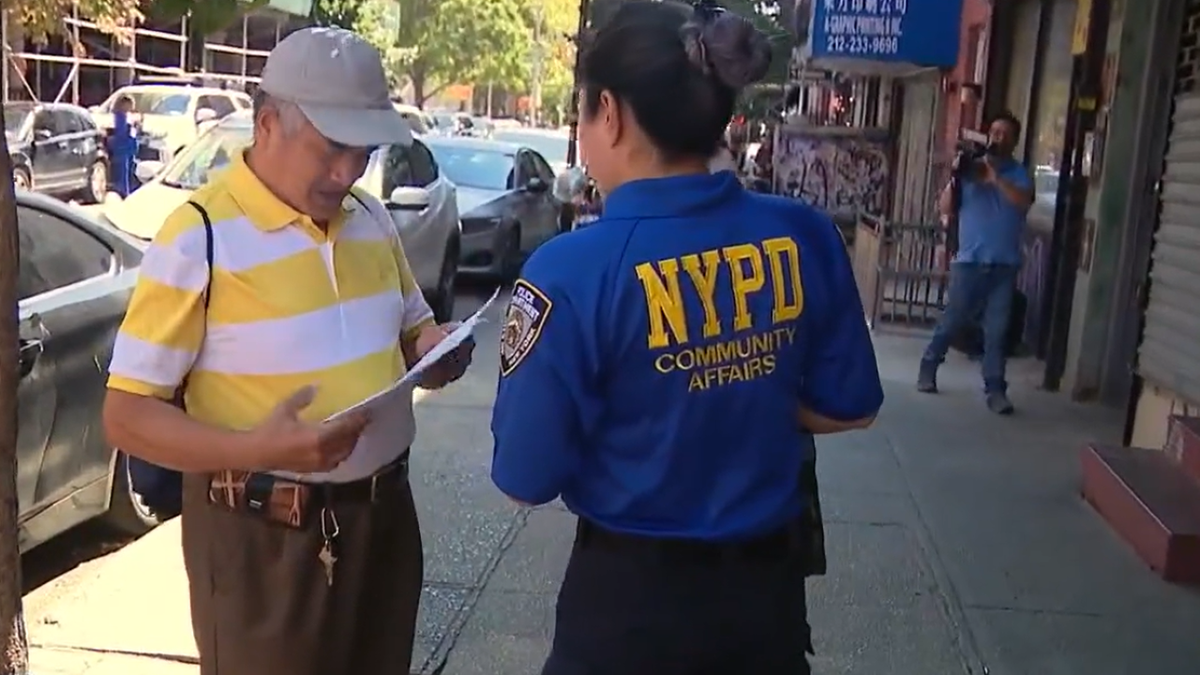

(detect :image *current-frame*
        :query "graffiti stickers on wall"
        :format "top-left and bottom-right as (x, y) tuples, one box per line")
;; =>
(775, 130), (890, 217)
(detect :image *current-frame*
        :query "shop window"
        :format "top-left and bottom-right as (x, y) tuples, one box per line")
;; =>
(1003, 0), (1042, 146)
(1026, 0), (1077, 228)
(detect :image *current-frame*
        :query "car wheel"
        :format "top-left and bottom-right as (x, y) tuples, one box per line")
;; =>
(12, 167), (31, 192)
(82, 160), (108, 204)
(102, 451), (166, 536)
(499, 226), (523, 281)
(431, 239), (459, 323)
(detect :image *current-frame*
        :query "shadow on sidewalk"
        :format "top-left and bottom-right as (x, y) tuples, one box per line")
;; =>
(22, 520), (145, 595)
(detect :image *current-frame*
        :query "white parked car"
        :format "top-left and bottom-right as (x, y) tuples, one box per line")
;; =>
(393, 103), (433, 134)
(101, 112), (462, 321)
(90, 84), (252, 164)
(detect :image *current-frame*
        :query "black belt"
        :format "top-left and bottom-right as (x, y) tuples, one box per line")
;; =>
(574, 519), (796, 563)
(309, 449), (410, 506)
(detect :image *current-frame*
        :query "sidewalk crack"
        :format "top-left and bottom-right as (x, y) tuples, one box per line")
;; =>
(30, 643), (199, 664)
(963, 604), (1104, 618)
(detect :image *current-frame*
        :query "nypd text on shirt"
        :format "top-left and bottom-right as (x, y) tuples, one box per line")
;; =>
(635, 236), (803, 393)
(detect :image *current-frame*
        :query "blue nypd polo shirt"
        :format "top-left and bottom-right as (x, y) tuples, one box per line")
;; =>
(490, 171), (883, 541)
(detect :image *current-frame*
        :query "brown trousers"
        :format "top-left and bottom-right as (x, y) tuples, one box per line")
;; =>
(180, 472), (424, 675)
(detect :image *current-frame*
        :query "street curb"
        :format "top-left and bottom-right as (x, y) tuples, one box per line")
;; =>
(416, 507), (530, 675)
(876, 428), (990, 675)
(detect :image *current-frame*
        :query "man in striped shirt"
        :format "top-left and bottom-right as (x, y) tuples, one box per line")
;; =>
(101, 28), (470, 675)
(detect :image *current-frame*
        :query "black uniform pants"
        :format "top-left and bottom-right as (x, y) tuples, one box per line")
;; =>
(541, 520), (813, 675)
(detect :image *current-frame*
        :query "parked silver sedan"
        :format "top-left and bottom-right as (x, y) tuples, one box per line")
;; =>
(13, 191), (158, 550)
(423, 136), (569, 279)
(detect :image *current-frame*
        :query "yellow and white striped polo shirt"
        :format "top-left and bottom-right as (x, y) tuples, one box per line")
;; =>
(107, 151), (434, 482)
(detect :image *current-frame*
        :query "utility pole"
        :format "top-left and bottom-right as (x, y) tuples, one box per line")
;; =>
(566, 0), (591, 166)
(0, 89), (29, 675)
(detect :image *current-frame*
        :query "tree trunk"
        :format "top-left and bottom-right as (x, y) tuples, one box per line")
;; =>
(409, 63), (428, 108)
(0, 101), (30, 675)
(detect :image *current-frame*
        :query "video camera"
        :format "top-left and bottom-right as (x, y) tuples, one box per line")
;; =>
(952, 129), (997, 178)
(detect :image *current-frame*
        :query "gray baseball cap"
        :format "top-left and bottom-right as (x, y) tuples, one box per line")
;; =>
(259, 27), (412, 147)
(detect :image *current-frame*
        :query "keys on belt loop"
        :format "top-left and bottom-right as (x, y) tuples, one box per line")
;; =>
(318, 485), (340, 587)
(369, 472), (380, 503)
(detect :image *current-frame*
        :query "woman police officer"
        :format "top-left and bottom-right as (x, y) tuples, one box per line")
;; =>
(489, 2), (884, 673)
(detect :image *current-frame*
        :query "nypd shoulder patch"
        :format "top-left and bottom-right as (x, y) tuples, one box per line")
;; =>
(499, 279), (553, 377)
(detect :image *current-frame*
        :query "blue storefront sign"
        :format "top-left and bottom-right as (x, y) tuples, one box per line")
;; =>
(807, 0), (964, 68)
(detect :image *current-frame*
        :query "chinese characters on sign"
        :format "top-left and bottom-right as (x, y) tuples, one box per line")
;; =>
(820, 0), (908, 59)
(808, 0), (963, 69)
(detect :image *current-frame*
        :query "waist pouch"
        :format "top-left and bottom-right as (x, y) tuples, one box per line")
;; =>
(208, 470), (311, 528)
(797, 459), (827, 577)
(206, 452), (410, 529)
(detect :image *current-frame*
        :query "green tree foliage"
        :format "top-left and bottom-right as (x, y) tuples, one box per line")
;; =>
(312, 0), (363, 26)
(9, 0), (142, 41)
(395, 0), (532, 105)
(313, 0), (415, 91)
(312, 0), (579, 111)
(522, 0), (579, 122)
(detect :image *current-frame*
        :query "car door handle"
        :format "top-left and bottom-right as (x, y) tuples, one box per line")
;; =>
(18, 339), (42, 379)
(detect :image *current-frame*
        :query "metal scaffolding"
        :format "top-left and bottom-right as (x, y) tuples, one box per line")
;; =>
(1, 7), (301, 105)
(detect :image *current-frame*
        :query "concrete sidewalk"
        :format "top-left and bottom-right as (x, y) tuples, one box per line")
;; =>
(23, 330), (1200, 674)
(443, 331), (1200, 675)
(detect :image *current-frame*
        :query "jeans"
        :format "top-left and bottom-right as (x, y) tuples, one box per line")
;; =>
(923, 262), (1020, 394)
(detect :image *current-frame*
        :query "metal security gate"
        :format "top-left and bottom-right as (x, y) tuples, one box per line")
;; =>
(1138, 0), (1200, 403)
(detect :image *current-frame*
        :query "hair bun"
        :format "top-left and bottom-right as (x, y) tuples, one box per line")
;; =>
(695, 13), (772, 89)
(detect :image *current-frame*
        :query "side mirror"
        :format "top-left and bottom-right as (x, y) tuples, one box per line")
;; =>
(135, 160), (165, 183)
(194, 107), (218, 124)
(387, 186), (431, 211)
(34, 129), (52, 142)
(524, 177), (549, 194)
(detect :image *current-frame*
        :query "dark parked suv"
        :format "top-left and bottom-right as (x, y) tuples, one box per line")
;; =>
(4, 101), (109, 203)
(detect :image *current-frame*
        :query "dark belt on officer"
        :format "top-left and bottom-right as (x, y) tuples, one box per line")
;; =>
(207, 449), (410, 529)
(574, 519), (798, 564)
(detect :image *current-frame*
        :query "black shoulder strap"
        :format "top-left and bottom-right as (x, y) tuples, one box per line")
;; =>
(348, 190), (403, 252)
(173, 201), (214, 405)
(187, 200), (214, 310)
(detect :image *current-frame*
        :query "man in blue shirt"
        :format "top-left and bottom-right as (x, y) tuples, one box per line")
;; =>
(108, 95), (139, 198)
(918, 112), (1034, 415)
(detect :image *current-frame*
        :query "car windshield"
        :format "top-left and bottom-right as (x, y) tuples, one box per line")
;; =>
(494, 131), (568, 164)
(3, 106), (31, 134)
(159, 123), (251, 190)
(427, 145), (513, 191)
(147, 94), (192, 116)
